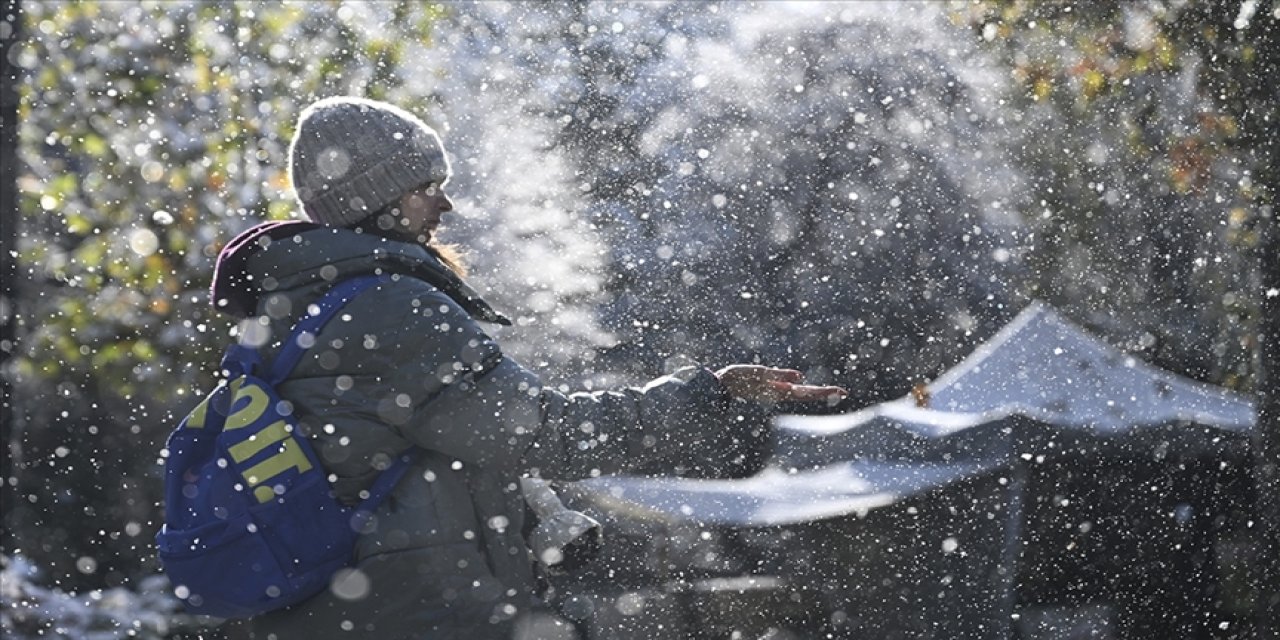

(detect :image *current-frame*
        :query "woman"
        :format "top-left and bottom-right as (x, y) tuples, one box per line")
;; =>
(211, 96), (845, 639)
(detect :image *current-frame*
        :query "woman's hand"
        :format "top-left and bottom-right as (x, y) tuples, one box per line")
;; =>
(714, 365), (848, 404)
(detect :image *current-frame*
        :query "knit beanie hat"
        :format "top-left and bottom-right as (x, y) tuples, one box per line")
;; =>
(288, 96), (451, 227)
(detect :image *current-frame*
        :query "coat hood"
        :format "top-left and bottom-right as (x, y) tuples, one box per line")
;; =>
(210, 221), (511, 325)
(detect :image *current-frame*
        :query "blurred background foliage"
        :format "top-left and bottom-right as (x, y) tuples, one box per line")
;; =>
(952, 0), (1273, 391)
(2, 0), (1275, 635)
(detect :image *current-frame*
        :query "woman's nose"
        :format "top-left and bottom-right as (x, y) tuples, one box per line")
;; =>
(440, 195), (454, 213)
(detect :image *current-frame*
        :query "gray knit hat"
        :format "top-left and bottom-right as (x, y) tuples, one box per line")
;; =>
(288, 97), (451, 227)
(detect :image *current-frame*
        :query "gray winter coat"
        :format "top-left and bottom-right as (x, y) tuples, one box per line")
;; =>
(219, 226), (732, 639)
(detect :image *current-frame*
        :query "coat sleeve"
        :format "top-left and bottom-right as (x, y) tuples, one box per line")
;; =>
(381, 282), (733, 481)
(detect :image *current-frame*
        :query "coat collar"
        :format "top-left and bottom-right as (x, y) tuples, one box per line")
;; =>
(211, 222), (511, 326)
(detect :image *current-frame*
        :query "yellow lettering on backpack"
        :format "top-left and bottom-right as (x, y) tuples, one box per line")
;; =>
(227, 420), (291, 463)
(185, 394), (214, 430)
(242, 438), (314, 503)
(224, 378), (270, 431)
(253, 485), (276, 503)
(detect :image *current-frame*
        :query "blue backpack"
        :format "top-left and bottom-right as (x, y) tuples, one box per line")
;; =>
(156, 275), (415, 618)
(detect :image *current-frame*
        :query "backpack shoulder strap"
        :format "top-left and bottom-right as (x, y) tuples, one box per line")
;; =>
(268, 274), (387, 385)
(358, 449), (420, 510)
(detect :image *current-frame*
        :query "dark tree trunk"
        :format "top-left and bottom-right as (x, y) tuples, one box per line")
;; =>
(1248, 6), (1280, 636)
(0, 0), (21, 537)
(1260, 215), (1280, 637)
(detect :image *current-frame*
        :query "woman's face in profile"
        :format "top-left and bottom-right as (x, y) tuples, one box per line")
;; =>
(395, 183), (454, 243)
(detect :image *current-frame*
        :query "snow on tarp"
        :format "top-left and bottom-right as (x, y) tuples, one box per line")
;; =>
(771, 403), (1021, 469)
(922, 301), (1255, 432)
(571, 458), (1003, 527)
(772, 301), (1255, 470)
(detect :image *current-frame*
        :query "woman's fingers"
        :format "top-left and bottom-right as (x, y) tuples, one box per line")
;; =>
(785, 384), (848, 402)
(769, 380), (846, 401)
(725, 365), (800, 384)
(718, 365), (847, 403)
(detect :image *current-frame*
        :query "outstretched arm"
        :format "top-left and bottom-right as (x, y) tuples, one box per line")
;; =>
(384, 284), (844, 480)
